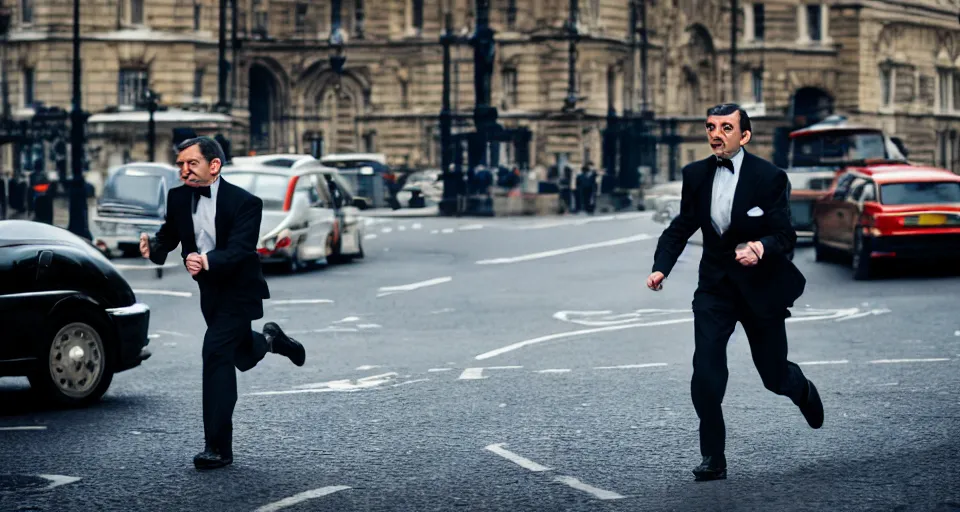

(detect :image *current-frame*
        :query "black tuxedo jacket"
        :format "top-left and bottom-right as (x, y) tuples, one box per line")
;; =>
(148, 177), (270, 321)
(651, 150), (805, 316)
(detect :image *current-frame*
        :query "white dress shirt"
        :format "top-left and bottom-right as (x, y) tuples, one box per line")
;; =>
(710, 148), (744, 236)
(192, 177), (219, 255)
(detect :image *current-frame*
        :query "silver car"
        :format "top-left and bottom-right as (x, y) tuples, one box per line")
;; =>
(220, 163), (367, 271)
(91, 163), (181, 258)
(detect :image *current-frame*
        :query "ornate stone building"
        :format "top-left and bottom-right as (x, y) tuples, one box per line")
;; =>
(2, 0), (959, 186)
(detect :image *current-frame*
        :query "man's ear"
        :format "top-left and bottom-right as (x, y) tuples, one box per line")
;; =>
(740, 129), (752, 146)
(210, 158), (223, 175)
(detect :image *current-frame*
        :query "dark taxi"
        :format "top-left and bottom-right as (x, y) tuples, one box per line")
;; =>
(812, 165), (960, 279)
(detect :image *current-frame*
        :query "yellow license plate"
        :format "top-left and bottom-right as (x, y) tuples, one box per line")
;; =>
(917, 214), (947, 226)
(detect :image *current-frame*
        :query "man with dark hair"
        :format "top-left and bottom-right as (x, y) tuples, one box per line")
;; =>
(139, 136), (306, 470)
(646, 103), (823, 481)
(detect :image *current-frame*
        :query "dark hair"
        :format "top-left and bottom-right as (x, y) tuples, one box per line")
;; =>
(706, 103), (752, 133)
(176, 136), (226, 166)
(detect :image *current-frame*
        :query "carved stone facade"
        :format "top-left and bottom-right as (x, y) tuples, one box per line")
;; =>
(2, 0), (960, 183)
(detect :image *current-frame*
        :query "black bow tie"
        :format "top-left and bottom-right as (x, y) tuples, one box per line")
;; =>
(192, 186), (211, 213)
(716, 157), (735, 173)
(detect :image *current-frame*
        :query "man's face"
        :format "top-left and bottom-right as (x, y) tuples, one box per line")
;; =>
(175, 144), (220, 187)
(705, 111), (751, 159)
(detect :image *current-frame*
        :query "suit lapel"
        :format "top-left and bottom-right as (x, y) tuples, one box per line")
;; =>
(180, 187), (198, 254)
(214, 178), (229, 250)
(727, 150), (755, 235)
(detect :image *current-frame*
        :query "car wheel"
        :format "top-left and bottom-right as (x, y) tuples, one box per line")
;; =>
(326, 231), (344, 264)
(852, 231), (873, 280)
(813, 224), (828, 262)
(28, 315), (114, 407)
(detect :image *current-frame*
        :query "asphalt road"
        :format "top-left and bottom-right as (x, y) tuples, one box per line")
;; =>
(2, 211), (959, 512)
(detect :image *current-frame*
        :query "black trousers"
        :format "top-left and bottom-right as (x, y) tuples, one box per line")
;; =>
(200, 309), (270, 455)
(691, 276), (808, 456)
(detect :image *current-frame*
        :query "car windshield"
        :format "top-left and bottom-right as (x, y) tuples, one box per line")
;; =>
(880, 182), (960, 205)
(791, 131), (888, 167)
(225, 172), (291, 210)
(102, 173), (164, 208)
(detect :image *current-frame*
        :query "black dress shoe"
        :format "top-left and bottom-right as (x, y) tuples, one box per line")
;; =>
(800, 379), (824, 429)
(264, 322), (306, 367)
(692, 455), (727, 481)
(193, 447), (233, 470)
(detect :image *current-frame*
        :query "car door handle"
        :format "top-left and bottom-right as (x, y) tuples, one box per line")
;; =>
(38, 250), (53, 267)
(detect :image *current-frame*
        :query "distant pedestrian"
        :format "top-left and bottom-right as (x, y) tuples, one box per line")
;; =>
(646, 103), (823, 481)
(140, 136), (306, 470)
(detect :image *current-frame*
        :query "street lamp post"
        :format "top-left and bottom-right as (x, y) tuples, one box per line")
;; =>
(0, 8), (10, 122)
(217, 0), (229, 112)
(439, 11), (457, 216)
(731, 0), (738, 101)
(562, 0), (580, 112)
(68, 0), (90, 239)
(142, 89), (159, 162)
(470, 0), (497, 165)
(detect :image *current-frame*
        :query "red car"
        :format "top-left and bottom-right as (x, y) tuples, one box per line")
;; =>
(812, 165), (960, 279)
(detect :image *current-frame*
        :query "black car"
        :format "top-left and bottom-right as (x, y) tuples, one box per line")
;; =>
(0, 220), (151, 406)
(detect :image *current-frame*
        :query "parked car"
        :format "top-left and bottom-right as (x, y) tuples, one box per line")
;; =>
(782, 115), (910, 237)
(812, 166), (960, 279)
(0, 220), (151, 406)
(320, 153), (400, 209)
(91, 163), (182, 258)
(220, 162), (367, 271)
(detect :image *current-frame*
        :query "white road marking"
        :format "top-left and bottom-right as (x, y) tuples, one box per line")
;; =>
(393, 378), (430, 387)
(798, 360), (849, 365)
(156, 330), (186, 337)
(476, 234), (654, 265)
(335, 317), (360, 323)
(133, 289), (193, 298)
(38, 475), (82, 490)
(249, 373), (398, 396)
(458, 366), (523, 380)
(254, 486), (352, 512)
(398, 225), (407, 231)
(364, 234), (378, 240)
(484, 443), (552, 472)
(441, 228), (455, 233)
(555, 309), (690, 327)
(355, 365), (382, 371)
(412, 223), (423, 230)
(475, 318), (693, 360)
(381, 227), (393, 233)
(431, 229), (439, 234)
(594, 363), (668, 370)
(459, 224), (484, 231)
(267, 299), (334, 305)
(536, 369), (571, 374)
(113, 262), (178, 270)
(954, 330), (960, 336)
(869, 358), (950, 364)
(834, 308), (892, 322)
(427, 368), (453, 372)
(0, 426), (47, 431)
(147, 334), (160, 339)
(378, 276), (452, 295)
(357, 324), (381, 329)
(553, 476), (626, 500)
(163, 342), (177, 347)
(431, 308), (455, 314)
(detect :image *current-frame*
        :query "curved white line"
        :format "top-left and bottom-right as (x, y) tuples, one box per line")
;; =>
(474, 318), (694, 360)
(254, 486), (352, 512)
(132, 289), (193, 298)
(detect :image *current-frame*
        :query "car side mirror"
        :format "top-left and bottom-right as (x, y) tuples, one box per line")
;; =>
(352, 197), (368, 210)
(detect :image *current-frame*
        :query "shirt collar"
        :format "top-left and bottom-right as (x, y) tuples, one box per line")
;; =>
(208, 176), (221, 201)
(730, 147), (745, 174)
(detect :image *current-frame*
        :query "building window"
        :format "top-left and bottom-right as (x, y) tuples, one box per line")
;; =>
(193, 3), (202, 30)
(806, 5), (821, 41)
(503, 68), (518, 109)
(938, 69), (951, 113)
(507, 0), (517, 29)
(193, 69), (204, 99)
(880, 67), (893, 107)
(753, 4), (764, 41)
(751, 69), (763, 103)
(254, 11), (269, 38)
(295, 3), (308, 34)
(21, 0), (33, 24)
(22, 68), (34, 106)
(129, 0), (144, 25)
(400, 80), (409, 109)
(118, 69), (149, 107)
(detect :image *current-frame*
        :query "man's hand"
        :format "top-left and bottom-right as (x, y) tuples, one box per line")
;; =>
(735, 242), (762, 267)
(185, 253), (204, 276)
(647, 271), (665, 291)
(139, 233), (151, 259)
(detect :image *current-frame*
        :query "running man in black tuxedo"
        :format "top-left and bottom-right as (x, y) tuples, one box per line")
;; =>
(646, 104), (824, 481)
(139, 137), (306, 470)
